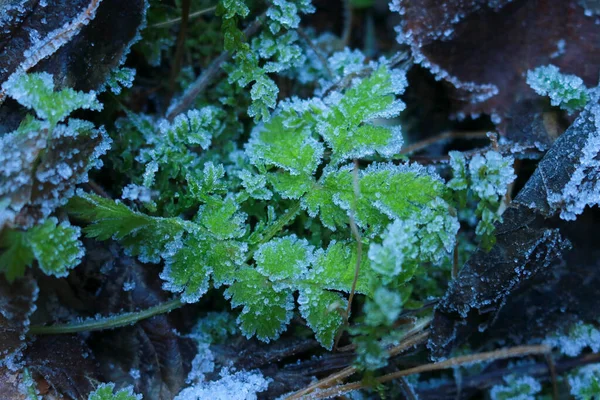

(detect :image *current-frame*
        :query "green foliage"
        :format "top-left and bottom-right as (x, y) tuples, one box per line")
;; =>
(0, 218), (83, 281)
(569, 364), (600, 400)
(225, 267), (294, 342)
(2, 72), (102, 127)
(88, 383), (142, 400)
(527, 64), (589, 114)
(448, 150), (515, 250)
(105, 67), (136, 95)
(489, 375), (542, 400)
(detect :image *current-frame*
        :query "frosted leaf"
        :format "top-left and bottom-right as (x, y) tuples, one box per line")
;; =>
(417, 198), (460, 264)
(526, 64), (589, 114)
(0, 217), (83, 280)
(303, 162), (444, 233)
(308, 241), (376, 296)
(268, 172), (315, 199)
(26, 217), (84, 278)
(224, 268), (294, 342)
(2, 72), (102, 126)
(368, 219), (419, 280)
(238, 170), (273, 200)
(468, 151), (516, 202)
(247, 76), (279, 122)
(448, 151), (468, 191)
(174, 368), (270, 400)
(160, 238), (212, 304)
(87, 382), (142, 400)
(266, 0), (309, 34)
(364, 287), (403, 327)
(0, 117), (111, 229)
(188, 163), (228, 201)
(327, 48), (367, 79)
(568, 364), (600, 400)
(544, 321), (600, 356)
(254, 31), (304, 74)
(220, 0), (250, 19)
(121, 184), (153, 203)
(254, 235), (314, 281)
(298, 288), (346, 350)
(489, 375), (541, 400)
(0, 276), (38, 371)
(246, 106), (324, 176)
(196, 196), (247, 240)
(318, 65), (407, 165)
(104, 67), (136, 95)
(69, 192), (192, 264)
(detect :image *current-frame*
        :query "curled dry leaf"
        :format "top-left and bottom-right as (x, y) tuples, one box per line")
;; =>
(391, 0), (600, 125)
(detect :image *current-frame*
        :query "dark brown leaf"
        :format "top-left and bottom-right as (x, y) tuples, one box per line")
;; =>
(0, 276), (38, 370)
(25, 335), (99, 399)
(392, 0), (600, 123)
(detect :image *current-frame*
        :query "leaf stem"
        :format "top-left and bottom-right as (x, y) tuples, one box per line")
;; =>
(28, 298), (184, 335)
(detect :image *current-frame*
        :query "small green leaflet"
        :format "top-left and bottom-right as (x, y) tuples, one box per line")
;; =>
(319, 65), (406, 165)
(0, 217), (83, 281)
(303, 162), (445, 233)
(254, 235), (313, 281)
(225, 267), (294, 342)
(68, 191), (192, 263)
(298, 288), (346, 350)
(88, 383), (142, 400)
(2, 72), (102, 127)
(526, 64), (589, 114)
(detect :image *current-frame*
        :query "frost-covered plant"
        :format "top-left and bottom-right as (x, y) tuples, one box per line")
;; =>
(544, 320), (600, 356)
(448, 150), (516, 249)
(526, 64), (589, 114)
(0, 218), (83, 282)
(219, 0), (314, 121)
(88, 383), (142, 400)
(489, 375), (542, 400)
(69, 59), (462, 352)
(568, 364), (600, 400)
(0, 72), (107, 280)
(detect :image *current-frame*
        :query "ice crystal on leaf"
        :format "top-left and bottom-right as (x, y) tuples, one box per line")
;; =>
(2, 72), (102, 127)
(568, 364), (600, 400)
(0, 217), (83, 282)
(88, 383), (142, 400)
(544, 321), (600, 356)
(298, 288), (346, 350)
(308, 241), (376, 296)
(318, 65), (407, 165)
(224, 268), (295, 342)
(526, 64), (589, 114)
(489, 375), (541, 400)
(104, 67), (136, 95)
(254, 235), (313, 281)
(448, 150), (515, 249)
(0, 73), (110, 228)
(304, 163), (445, 234)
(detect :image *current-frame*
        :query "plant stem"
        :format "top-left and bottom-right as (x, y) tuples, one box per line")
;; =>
(28, 298), (184, 335)
(248, 201), (302, 253)
(311, 344), (552, 399)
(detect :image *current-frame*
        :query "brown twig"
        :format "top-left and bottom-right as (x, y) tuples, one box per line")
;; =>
(286, 320), (431, 399)
(166, 14), (265, 119)
(545, 353), (559, 400)
(166, 0), (191, 103)
(312, 345), (552, 399)
(296, 27), (333, 78)
(400, 130), (490, 155)
(150, 6), (217, 28)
